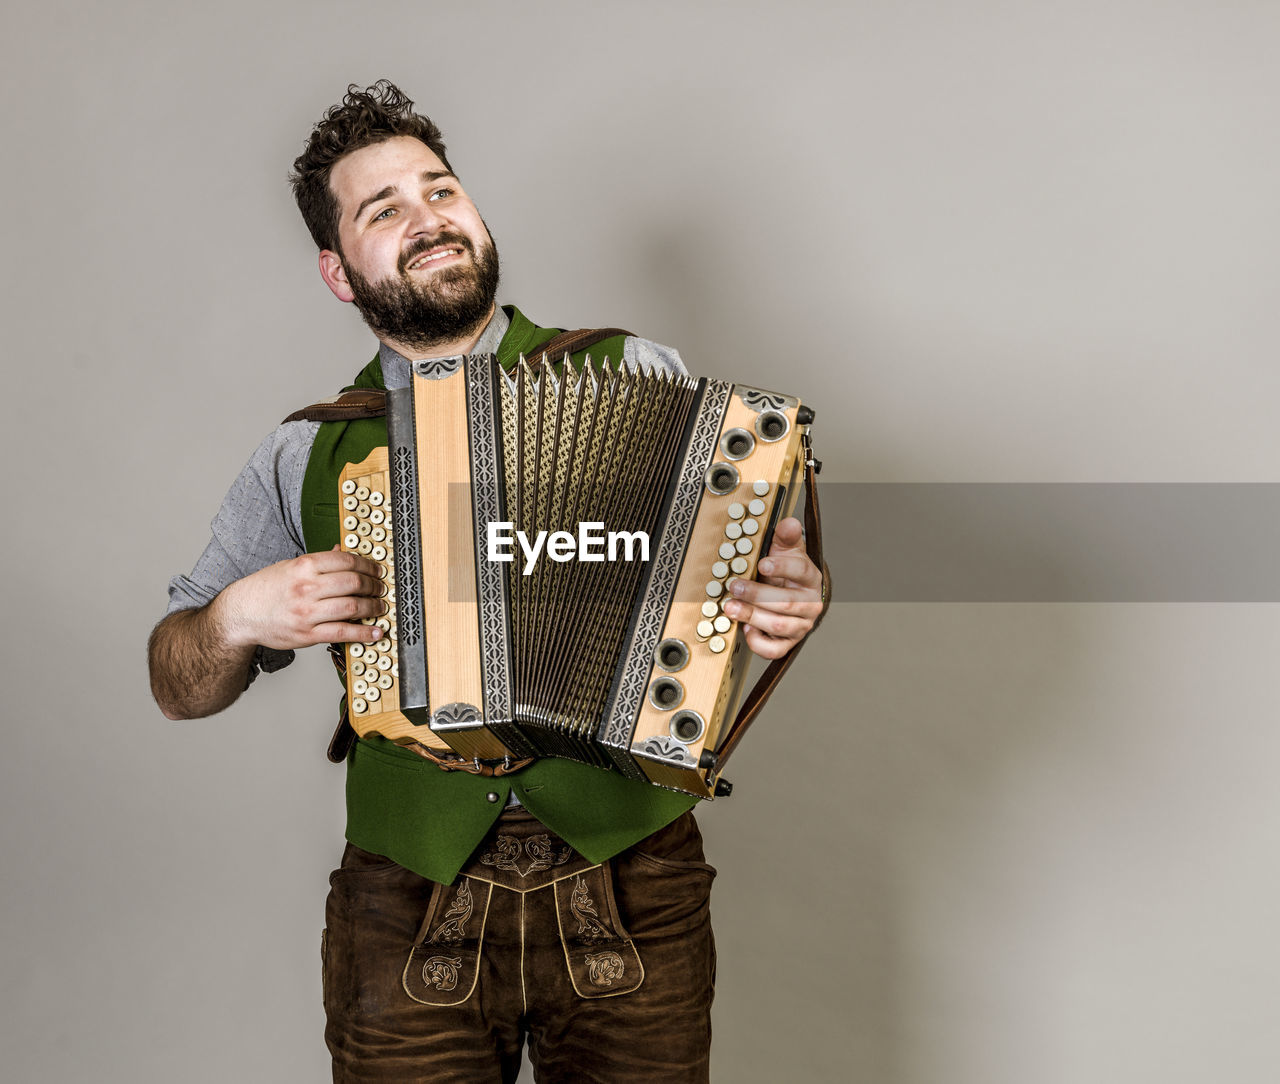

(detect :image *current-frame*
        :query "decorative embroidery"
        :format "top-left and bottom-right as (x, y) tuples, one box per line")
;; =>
(479, 833), (574, 878)
(570, 874), (612, 942)
(584, 951), (626, 987)
(422, 955), (463, 992)
(430, 880), (473, 943)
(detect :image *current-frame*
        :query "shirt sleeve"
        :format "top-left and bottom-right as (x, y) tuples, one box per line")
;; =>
(623, 336), (687, 376)
(165, 418), (320, 674)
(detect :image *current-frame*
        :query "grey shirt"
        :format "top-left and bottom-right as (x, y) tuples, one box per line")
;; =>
(166, 306), (685, 675)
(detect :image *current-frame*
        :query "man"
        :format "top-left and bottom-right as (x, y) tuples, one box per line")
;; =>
(149, 81), (825, 1082)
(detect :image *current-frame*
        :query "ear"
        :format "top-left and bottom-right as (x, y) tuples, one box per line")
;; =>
(318, 249), (355, 303)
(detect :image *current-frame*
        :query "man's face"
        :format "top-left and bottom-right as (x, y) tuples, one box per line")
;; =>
(320, 136), (499, 353)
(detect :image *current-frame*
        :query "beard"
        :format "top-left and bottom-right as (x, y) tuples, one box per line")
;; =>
(343, 229), (501, 353)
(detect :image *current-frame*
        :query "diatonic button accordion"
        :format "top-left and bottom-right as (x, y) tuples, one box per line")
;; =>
(338, 352), (813, 798)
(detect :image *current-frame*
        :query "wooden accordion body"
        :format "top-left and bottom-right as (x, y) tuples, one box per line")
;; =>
(339, 353), (810, 798)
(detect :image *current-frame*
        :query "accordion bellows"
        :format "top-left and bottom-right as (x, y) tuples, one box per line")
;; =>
(339, 353), (810, 798)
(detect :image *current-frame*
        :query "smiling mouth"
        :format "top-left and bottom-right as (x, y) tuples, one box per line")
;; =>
(405, 245), (466, 272)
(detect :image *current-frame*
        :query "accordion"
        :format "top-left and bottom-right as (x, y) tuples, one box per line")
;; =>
(338, 352), (815, 798)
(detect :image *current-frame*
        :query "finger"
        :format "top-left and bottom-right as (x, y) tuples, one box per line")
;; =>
(305, 570), (388, 601)
(723, 598), (812, 643)
(727, 578), (822, 617)
(306, 594), (389, 627)
(313, 621), (386, 645)
(764, 517), (806, 556)
(755, 554), (821, 589)
(741, 623), (797, 660)
(313, 547), (383, 578)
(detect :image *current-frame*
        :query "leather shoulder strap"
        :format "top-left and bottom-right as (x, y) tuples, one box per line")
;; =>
(283, 327), (635, 424)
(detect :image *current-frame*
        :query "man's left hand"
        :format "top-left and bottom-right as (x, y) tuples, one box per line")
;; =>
(722, 516), (826, 660)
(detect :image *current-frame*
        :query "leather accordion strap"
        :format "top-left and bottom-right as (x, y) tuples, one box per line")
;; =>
(711, 448), (830, 770)
(283, 328), (634, 424)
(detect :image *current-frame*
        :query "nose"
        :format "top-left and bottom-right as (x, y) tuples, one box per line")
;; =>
(404, 195), (446, 237)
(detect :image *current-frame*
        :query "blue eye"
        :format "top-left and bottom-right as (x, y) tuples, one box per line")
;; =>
(373, 207), (395, 220)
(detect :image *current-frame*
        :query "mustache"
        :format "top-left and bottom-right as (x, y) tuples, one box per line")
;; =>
(399, 233), (476, 274)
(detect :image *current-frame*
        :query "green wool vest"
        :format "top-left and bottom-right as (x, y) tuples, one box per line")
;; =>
(299, 306), (697, 884)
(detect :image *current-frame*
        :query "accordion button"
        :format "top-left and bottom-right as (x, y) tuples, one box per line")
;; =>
(719, 543), (736, 560)
(344, 534), (359, 549)
(343, 495), (358, 511)
(727, 502), (745, 520)
(355, 486), (370, 501)
(370, 509), (385, 525)
(372, 546), (387, 561)
(753, 480), (770, 496)
(352, 697), (367, 714)
(724, 522), (743, 540)
(371, 526), (386, 542)
(711, 561), (729, 579)
(356, 502), (371, 519)
(352, 679), (368, 695)
(357, 539), (373, 555)
(714, 615), (732, 634)
(705, 580), (724, 598)
(356, 521), (372, 537)
(742, 518), (760, 536)
(343, 516), (358, 531)
(748, 499), (766, 516)
(375, 618), (391, 632)
(731, 557), (749, 575)
(363, 651), (379, 668)
(341, 480), (357, 496)
(709, 635), (727, 653)
(701, 601), (719, 618)
(349, 643), (364, 658)
(377, 673), (393, 690)
(697, 619), (714, 639)
(366, 687), (381, 703)
(736, 538), (754, 555)
(376, 653), (393, 669)
(369, 491), (384, 507)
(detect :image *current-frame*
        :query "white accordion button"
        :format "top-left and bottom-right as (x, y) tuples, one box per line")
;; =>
(696, 619), (714, 639)
(344, 534), (359, 549)
(724, 522), (743, 540)
(372, 545), (387, 561)
(352, 678), (368, 695)
(365, 686), (381, 703)
(352, 697), (367, 714)
(377, 673), (393, 690)
(349, 643), (364, 658)
(355, 485), (370, 501)
(371, 526), (386, 542)
(343, 495), (358, 511)
(341, 480), (357, 495)
(370, 509), (385, 525)
(701, 601), (719, 618)
(357, 539), (373, 555)
(742, 518), (760, 536)
(753, 480), (770, 496)
(356, 502), (371, 519)
(709, 635), (727, 653)
(369, 491), (384, 506)
(727, 502), (745, 520)
(343, 515), (359, 531)
(719, 542), (736, 560)
(711, 561), (729, 579)
(748, 498), (766, 516)
(705, 580), (724, 598)
(736, 537), (754, 555)
(714, 615), (732, 634)
(731, 556), (749, 575)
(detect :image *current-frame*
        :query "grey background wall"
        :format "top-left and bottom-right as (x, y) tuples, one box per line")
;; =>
(4, 1), (1279, 1081)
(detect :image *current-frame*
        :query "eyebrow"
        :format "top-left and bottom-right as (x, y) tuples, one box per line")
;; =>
(352, 170), (457, 224)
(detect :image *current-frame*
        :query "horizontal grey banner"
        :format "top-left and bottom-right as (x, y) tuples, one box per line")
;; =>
(817, 484), (1280, 601)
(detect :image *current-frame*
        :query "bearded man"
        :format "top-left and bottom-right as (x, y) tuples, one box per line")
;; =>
(148, 80), (826, 1083)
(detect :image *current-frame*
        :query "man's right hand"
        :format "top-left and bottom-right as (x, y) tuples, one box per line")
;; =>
(217, 547), (388, 651)
(148, 548), (387, 720)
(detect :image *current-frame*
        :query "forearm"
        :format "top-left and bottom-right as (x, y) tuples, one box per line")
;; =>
(148, 598), (256, 720)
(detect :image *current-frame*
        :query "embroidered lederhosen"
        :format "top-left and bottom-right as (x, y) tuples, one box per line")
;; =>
(404, 810), (644, 1006)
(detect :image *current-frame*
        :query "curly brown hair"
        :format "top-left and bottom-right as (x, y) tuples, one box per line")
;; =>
(290, 80), (453, 254)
